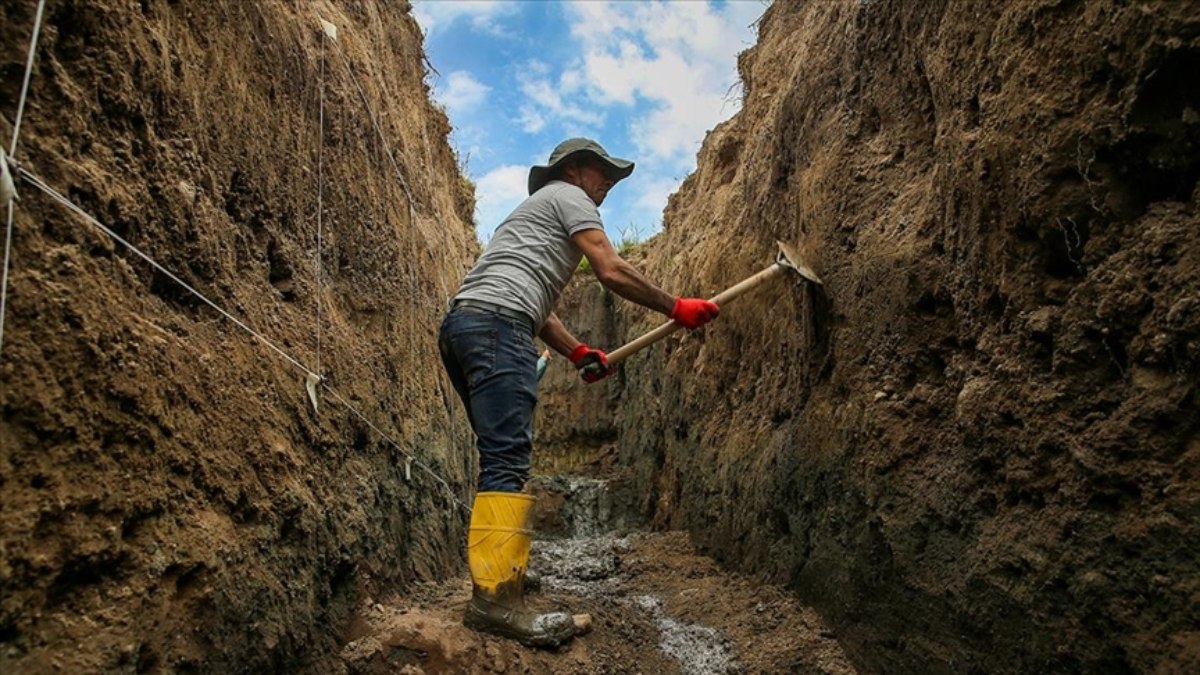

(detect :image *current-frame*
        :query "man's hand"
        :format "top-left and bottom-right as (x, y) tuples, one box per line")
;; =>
(569, 344), (616, 384)
(670, 297), (720, 329)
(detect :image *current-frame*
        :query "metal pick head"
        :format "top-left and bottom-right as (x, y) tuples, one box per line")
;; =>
(776, 240), (823, 285)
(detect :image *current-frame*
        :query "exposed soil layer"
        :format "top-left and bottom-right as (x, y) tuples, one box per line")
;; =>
(0, 1), (475, 672)
(4, 0), (1198, 672)
(540, 1), (1199, 672)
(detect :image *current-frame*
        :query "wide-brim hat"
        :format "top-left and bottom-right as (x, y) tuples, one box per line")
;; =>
(528, 138), (634, 195)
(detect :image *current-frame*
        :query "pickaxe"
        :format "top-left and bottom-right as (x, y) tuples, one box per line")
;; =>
(605, 240), (822, 366)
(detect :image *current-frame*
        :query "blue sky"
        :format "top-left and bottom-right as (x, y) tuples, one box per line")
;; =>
(412, 0), (766, 243)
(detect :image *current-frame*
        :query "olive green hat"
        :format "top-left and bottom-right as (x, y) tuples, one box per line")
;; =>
(527, 138), (635, 195)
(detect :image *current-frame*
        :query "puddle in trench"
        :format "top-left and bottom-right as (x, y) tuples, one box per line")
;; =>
(529, 475), (742, 675)
(632, 595), (739, 675)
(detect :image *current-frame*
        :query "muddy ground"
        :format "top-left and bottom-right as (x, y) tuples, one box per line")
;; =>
(331, 476), (854, 675)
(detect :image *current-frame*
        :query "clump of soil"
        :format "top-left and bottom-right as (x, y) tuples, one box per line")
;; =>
(0, 1), (475, 671)
(541, 1), (1198, 672)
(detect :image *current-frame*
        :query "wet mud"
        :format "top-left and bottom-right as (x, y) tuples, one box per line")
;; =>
(336, 476), (854, 674)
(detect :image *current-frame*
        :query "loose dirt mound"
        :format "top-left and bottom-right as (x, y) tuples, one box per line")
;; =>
(0, 1), (474, 671)
(542, 1), (1198, 672)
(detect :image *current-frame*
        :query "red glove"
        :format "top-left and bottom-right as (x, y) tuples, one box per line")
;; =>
(670, 297), (720, 329)
(569, 344), (615, 384)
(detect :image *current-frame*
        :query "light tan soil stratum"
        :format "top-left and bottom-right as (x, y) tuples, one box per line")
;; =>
(336, 529), (854, 675)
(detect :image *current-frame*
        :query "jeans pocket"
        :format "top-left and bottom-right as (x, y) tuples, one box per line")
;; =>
(451, 327), (498, 389)
(511, 322), (536, 357)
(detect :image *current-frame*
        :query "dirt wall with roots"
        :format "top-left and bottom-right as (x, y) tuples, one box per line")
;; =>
(541, 0), (1198, 672)
(0, 1), (476, 671)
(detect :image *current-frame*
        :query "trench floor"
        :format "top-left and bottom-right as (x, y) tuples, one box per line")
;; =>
(336, 526), (855, 674)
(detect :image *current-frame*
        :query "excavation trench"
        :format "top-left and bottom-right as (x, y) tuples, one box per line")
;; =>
(335, 472), (856, 674)
(3, 1), (1195, 672)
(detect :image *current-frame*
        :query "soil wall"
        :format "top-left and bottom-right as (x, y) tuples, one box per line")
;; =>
(541, 1), (1199, 672)
(534, 271), (622, 474)
(0, 1), (475, 671)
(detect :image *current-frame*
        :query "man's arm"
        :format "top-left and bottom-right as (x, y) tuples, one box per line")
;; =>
(540, 311), (614, 383)
(571, 229), (675, 314)
(538, 311), (582, 357)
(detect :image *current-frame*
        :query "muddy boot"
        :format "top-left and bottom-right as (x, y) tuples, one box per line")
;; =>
(464, 492), (586, 648)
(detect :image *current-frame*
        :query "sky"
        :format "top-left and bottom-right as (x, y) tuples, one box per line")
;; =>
(412, 0), (766, 243)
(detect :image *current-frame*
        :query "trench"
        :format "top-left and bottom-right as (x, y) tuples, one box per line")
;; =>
(4, 1), (1192, 672)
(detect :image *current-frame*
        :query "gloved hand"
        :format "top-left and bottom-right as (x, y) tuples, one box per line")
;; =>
(569, 344), (615, 384)
(669, 297), (720, 329)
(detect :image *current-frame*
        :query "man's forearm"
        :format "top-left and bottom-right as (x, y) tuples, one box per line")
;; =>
(596, 259), (676, 315)
(538, 312), (582, 357)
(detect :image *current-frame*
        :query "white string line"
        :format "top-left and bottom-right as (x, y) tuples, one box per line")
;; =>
(2, 5), (470, 510)
(316, 32), (326, 377)
(329, 43), (455, 324)
(0, 0), (49, 359)
(0, 203), (14, 356)
(326, 39), (456, 311)
(322, 384), (470, 514)
(309, 22), (469, 509)
(326, 38), (418, 227)
(18, 166), (470, 514)
(18, 167), (319, 377)
(8, 0), (47, 158)
(327, 35), (415, 412)
(318, 29), (466, 510)
(327, 34), (471, 505)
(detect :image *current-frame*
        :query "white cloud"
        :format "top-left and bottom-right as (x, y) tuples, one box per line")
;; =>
(517, 106), (546, 133)
(565, 0), (759, 165)
(517, 71), (605, 129)
(567, 0), (633, 39)
(436, 71), (491, 119)
(526, 59), (552, 77)
(581, 40), (643, 105)
(634, 175), (682, 216)
(431, 0), (764, 241)
(412, 0), (520, 37)
(474, 164), (530, 238)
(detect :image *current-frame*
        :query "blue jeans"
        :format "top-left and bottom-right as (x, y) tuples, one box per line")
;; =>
(438, 309), (538, 493)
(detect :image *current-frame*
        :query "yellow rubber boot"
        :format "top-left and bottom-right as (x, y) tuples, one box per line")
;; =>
(464, 492), (581, 647)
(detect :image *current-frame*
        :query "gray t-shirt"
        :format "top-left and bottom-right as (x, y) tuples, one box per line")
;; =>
(453, 181), (602, 328)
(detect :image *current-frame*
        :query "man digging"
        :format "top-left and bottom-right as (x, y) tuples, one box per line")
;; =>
(439, 138), (720, 647)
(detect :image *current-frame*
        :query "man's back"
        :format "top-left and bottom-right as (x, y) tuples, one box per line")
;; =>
(454, 181), (603, 327)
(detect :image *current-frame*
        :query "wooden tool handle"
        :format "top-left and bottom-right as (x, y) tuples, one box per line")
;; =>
(606, 262), (786, 365)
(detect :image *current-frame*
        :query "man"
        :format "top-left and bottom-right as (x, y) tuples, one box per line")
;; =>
(438, 138), (720, 647)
